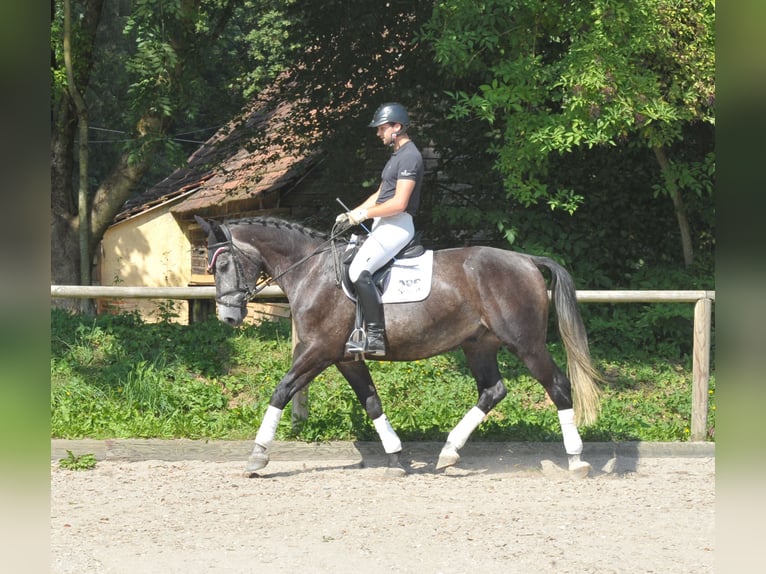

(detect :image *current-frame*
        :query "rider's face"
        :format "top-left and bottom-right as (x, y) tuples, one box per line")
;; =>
(376, 123), (400, 145)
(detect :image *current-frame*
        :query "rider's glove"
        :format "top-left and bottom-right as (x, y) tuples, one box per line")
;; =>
(347, 209), (368, 225)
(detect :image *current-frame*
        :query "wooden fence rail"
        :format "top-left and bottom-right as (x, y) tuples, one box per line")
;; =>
(51, 286), (715, 441)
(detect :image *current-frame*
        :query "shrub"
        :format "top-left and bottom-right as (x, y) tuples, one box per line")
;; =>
(50, 308), (715, 442)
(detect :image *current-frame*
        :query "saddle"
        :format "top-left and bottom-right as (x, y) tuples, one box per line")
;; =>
(341, 233), (426, 296)
(341, 233), (432, 357)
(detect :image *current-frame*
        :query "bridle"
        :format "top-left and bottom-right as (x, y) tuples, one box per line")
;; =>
(206, 221), (352, 308)
(206, 225), (263, 308)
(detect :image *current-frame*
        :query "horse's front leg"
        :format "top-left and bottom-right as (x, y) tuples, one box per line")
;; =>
(336, 360), (407, 476)
(245, 350), (331, 475)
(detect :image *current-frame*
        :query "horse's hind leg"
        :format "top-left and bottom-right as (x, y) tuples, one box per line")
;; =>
(336, 360), (407, 476)
(519, 348), (591, 477)
(436, 340), (507, 470)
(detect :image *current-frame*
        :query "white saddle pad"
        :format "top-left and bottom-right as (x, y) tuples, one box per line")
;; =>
(343, 250), (434, 303)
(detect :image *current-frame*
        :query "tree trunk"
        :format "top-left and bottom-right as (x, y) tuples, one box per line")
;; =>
(50, 101), (81, 311)
(52, 0), (162, 303)
(653, 145), (694, 267)
(64, 0), (96, 314)
(51, 0), (105, 308)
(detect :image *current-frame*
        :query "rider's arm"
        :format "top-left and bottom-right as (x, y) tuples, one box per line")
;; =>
(356, 186), (381, 211)
(364, 179), (415, 218)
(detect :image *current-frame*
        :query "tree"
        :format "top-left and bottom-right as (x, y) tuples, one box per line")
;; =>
(61, 0), (97, 313)
(266, 0), (499, 241)
(51, 0), (103, 308)
(50, 0), (296, 303)
(420, 0), (714, 266)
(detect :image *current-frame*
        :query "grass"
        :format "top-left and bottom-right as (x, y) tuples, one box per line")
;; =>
(50, 308), (715, 443)
(58, 450), (97, 471)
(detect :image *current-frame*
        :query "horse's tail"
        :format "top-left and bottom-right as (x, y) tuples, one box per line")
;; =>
(530, 255), (602, 426)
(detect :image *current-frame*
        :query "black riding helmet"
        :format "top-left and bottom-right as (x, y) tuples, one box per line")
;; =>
(368, 102), (410, 129)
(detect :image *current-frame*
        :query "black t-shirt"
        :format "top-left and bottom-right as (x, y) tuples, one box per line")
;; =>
(376, 140), (424, 216)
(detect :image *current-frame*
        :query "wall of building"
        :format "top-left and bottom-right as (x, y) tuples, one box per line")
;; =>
(99, 206), (192, 323)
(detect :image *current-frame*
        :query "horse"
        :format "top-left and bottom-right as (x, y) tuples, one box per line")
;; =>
(195, 215), (602, 477)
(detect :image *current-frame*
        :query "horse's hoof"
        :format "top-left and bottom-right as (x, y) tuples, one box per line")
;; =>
(245, 452), (270, 474)
(436, 443), (460, 470)
(384, 452), (408, 477)
(568, 457), (591, 479)
(385, 465), (408, 478)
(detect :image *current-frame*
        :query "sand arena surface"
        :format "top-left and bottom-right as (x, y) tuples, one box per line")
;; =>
(51, 441), (714, 574)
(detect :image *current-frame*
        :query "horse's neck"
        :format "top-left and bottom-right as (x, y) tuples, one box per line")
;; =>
(250, 233), (325, 293)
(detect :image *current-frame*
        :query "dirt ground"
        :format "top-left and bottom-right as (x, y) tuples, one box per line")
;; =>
(50, 441), (714, 574)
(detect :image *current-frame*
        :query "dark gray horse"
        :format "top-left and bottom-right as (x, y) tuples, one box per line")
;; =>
(196, 216), (601, 477)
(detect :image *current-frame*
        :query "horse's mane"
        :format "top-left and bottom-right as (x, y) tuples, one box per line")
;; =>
(226, 216), (329, 242)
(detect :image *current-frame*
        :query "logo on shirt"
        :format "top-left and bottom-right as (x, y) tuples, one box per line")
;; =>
(400, 169), (417, 177)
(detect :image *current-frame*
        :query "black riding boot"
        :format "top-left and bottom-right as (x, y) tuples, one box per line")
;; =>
(353, 270), (386, 356)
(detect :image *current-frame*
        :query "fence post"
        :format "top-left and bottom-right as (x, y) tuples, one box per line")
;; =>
(691, 297), (712, 441)
(291, 316), (309, 430)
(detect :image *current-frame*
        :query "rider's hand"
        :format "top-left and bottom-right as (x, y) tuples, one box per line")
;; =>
(347, 209), (368, 225)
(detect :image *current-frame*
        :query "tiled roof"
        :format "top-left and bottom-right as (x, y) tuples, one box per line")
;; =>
(112, 88), (319, 224)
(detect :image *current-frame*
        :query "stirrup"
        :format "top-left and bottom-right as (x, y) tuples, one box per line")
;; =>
(345, 326), (367, 355)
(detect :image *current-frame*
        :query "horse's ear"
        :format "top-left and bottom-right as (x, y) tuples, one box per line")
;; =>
(195, 215), (228, 243)
(194, 215), (211, 235)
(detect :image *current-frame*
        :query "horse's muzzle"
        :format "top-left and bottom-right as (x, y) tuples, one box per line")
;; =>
(220, 313), (244, 327)
(216, 299), (248, 327)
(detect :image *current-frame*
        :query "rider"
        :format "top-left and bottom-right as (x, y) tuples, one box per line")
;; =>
(337, 102), (424, 356)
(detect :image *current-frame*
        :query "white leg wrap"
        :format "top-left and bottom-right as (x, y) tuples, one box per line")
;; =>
(558, 408), (583, 455)
(373, 414), (402, 454)
(446, 406), (486, 450)
(254, 405), (283, 449)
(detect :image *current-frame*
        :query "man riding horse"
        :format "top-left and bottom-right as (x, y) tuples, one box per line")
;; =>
(198, 103), (602, 477)
(336, 103), (424, 357)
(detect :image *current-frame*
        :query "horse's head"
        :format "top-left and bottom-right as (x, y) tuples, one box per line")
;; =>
(195, 216), (262, 326)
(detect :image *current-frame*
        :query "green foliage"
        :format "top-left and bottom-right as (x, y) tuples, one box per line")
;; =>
(582, 263), (714, 360)
(495, 131), (714, 282)
(419, 0), (715, 252)
(651, 151), (715, 199)
(588, 358), (716, 442)
(51, 0), (299, 195)
(236, 1), (299, 99)
(59, 450), (97, 471)
(51, 309), (245, 438)
(51, 309), (715, 443)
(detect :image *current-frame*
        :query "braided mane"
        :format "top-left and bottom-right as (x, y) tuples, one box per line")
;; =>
(226, 216), (329, 242)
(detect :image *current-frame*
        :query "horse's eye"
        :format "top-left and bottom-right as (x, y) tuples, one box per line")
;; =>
(217, 254), (231, 269)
